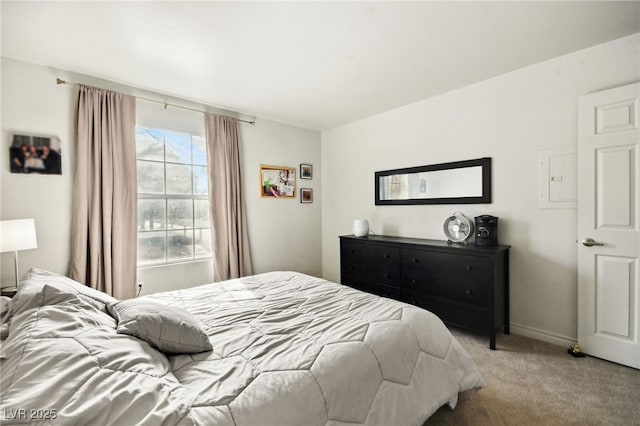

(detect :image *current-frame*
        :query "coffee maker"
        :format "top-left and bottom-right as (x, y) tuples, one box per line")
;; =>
(475, 215), (499, 246)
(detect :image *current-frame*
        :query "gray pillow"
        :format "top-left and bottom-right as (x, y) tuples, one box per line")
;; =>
(23, 268), (117, 310)
(12, 268), (118, 317)
(108, 299), (212, 354)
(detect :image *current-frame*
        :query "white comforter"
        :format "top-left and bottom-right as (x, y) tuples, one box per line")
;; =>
(1, 270), (483, 425)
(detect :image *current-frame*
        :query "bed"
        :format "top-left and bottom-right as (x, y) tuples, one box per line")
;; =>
(0, 268), (483, 425)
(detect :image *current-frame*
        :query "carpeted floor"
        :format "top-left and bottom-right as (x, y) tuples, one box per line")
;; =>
(425, 328), (640, 426)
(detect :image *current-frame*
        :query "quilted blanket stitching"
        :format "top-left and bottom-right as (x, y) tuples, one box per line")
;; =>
(180, 275), (415, 411)
(400, 306), (453, 361)
(2, 305), (42, 392)
(71, 334), (196, 425)
(303, 362), (330, 422)
(143, 272), (477, 425)
(168, 278), (376, 421)
(72, 336), (173, 379)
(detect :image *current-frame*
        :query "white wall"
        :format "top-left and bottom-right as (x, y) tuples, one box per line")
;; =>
(1, 58), (75, 285)
(0, 58), (321, 294)
(321, 33), (640, 346)
(241, 120), (321, 276)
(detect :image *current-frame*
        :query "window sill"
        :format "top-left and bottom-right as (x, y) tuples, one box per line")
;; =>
(137, 257), (212, 271)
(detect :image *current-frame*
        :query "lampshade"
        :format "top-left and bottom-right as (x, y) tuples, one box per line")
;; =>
(0, 219), (38, 253)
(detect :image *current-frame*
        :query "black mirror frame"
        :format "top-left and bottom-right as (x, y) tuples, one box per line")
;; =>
(374, 157), (492, 205)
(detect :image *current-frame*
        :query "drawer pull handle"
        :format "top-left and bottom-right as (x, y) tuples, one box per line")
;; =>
(412, 258), (418, 263)
(465, 265), (473, 270)
(349, 249), (354, 253)
(385, 273), (391, 279)
(465, 290), (473, 296)
(384, 254), (390, 259)
(411, 279), (417, 285)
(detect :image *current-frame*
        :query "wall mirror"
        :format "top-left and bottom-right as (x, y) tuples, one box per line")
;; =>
(375, 157), (492, 205)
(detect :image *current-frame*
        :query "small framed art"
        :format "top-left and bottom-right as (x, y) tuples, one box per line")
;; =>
(300, 163), (312, 179)
(300, 188), (313, 203)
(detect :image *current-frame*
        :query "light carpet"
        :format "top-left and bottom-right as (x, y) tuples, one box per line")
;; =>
(426, 328), (640, 426)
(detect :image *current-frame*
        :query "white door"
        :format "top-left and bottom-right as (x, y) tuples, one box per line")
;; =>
(578, 82), (640, 369)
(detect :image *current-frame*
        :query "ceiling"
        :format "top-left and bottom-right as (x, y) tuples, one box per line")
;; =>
(2, 1), (639, 131)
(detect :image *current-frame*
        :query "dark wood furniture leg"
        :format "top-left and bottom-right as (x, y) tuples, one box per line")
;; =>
(504, 250), (510, 335)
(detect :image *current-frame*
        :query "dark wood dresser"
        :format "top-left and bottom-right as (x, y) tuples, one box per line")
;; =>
(339, 234), (510, 349)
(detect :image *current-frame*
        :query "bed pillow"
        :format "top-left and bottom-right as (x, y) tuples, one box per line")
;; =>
(108, 299), (212, 354)
(19, 268), (118, 313)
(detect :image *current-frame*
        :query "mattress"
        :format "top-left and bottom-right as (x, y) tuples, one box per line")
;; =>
(0, 269), (483, 425)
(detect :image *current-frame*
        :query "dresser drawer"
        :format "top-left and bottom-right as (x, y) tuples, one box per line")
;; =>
(341, 241), (400, 287)
(403, 269), (489, 307)
(402, 249), (491, 281)
(411, 296), (490, 333)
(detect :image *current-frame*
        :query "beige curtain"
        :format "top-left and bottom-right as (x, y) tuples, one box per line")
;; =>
(204, 114), (252, 281)
(69, 85), (137, 299)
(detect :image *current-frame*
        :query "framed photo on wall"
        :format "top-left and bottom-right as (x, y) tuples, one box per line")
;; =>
(9, 134), (62, 175)
(300, 163), (312, 179)
(260, 164), (296, 198)
(300, 188), (313, 203)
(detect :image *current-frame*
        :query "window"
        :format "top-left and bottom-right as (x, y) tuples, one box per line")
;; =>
(136, 126), (211, 266)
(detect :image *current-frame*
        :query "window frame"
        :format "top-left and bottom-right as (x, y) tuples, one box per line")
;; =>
(136, 126), (212, 267)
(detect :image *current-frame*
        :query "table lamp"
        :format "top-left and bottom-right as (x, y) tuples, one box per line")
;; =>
(0, 219), (38, 287)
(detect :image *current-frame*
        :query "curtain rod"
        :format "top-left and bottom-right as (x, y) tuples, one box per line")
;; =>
(56, 78), (256, 125)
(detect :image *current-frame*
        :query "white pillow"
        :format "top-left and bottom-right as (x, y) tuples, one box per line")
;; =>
(108, 299), (213, 354)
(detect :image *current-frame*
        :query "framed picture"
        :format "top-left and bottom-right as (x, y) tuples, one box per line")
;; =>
(260, 164), (296, 198)
(300, 163), (312, 179)
(300, 188), (313, 203)
(9, 134), (62, 175)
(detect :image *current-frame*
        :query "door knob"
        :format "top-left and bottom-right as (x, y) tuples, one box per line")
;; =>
(582, 238), (604, 247)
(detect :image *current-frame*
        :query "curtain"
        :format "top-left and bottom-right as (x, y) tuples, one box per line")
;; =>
(204, 114), (252, 281)
(69, 85), (137, 299)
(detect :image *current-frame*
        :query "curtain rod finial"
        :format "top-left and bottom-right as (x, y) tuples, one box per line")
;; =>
(56, 78), (65, 85)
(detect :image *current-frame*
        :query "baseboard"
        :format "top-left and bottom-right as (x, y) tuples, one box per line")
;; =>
(322, 273), (339, 283)
(510, 322), (575, 348)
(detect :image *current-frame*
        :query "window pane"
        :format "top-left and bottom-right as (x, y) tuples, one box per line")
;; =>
(194, 228), (211, 258)
(136, 126), (212, 266)
(194, 199), (210, 228)
(168, 229), (193, 261)
(165, 131), (192, 164)
(166, 163), (192, 194)
(138, 199), (166, 231)
(136, 127), (164, 161)
(167, 199), (193, 229)
(137, 160), (165, 193)
(138, 231), (166, 265)
(193, 165), (208, 195)
(193, 136), (207, 166)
